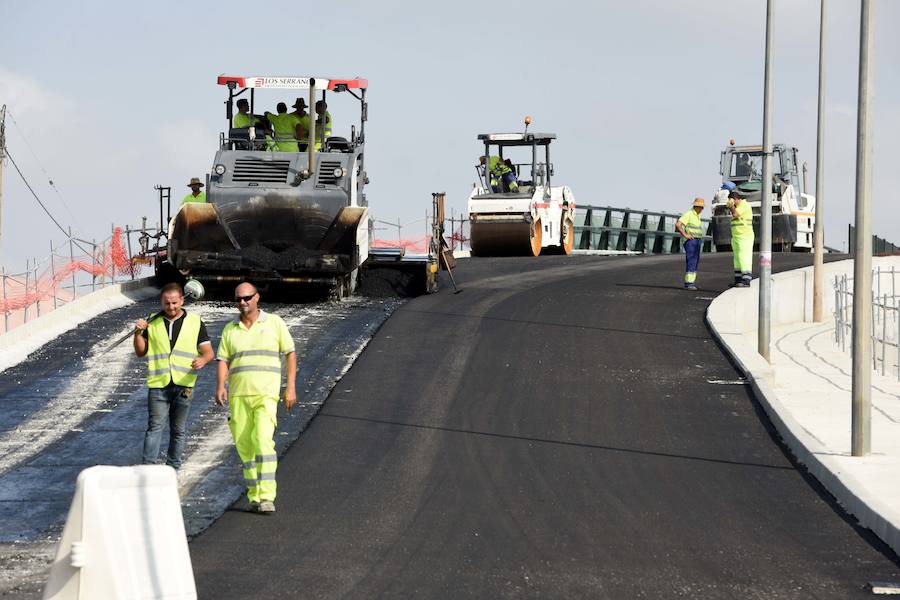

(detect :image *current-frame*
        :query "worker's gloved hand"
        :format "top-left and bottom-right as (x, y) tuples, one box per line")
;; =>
(726, 199), (735, 209)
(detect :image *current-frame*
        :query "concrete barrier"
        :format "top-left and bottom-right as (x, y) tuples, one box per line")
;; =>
(43, 465), (196, 600)
(0, 278), (157, 373)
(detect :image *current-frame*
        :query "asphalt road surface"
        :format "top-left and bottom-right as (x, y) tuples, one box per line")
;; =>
(191, 253), (900, 599)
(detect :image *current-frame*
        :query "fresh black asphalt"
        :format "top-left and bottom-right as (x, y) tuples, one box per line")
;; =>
(190, 253), (900, 598)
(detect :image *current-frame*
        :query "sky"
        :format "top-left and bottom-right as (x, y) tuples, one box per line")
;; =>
(0, 0), (897, 270)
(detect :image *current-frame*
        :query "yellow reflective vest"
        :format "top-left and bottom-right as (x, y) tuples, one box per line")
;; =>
(217, 311), (295, 398)
(265, 112), (301, 152)
(182, 192), (206, 204)
(731, 201), (754, 238)
(678, 210), (703, 238)
(146, 313), (202, 388)
(233, 112), (262, 129)
(487, 156), (512, 177)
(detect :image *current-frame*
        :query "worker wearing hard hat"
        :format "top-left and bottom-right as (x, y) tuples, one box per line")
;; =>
(182, 177), (206, 204)
(215, 282), (297, 515)
(264, 102), (301, 152)
(728, 189), (754, 287)
(479, 155), (519, 193)
(675, 197), (705, 290)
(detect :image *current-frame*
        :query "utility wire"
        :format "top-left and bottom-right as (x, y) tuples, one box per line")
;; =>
(6, 109), (82, 229)
(4, 146), (90, 254)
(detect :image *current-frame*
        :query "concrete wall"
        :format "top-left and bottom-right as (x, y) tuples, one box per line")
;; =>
(708, 256), (900, 337)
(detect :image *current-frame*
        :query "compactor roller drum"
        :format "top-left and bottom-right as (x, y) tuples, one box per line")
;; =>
(467, 129), (575, 257)
(470, 219), (543, 257)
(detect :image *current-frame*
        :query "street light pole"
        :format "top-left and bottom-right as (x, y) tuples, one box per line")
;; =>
(851, 0), (875, 457)
(758, 0), (774, 361)
(813, 0), (827, 323)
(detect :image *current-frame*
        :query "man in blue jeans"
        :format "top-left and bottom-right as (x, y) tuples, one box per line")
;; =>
(133, 282), (214, 469)
(676, 197), (706, 290)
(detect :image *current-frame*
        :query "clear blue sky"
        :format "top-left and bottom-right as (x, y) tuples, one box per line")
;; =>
(1, 0), (897, 269)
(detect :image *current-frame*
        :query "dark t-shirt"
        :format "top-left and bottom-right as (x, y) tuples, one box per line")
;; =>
(141, 310), (210, 348)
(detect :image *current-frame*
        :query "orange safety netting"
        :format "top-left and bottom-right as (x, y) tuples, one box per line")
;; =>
(1, 227), (141, 315)
(372, 236), (431, 255)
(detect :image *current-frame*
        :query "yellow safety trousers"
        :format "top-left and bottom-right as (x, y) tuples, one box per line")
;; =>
(732, 229), (755, 275)
(229, 395), (279, 503)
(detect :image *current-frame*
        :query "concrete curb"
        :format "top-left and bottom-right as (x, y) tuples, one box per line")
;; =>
(0, 277), (157, 373)
(706, 259), (900, 556)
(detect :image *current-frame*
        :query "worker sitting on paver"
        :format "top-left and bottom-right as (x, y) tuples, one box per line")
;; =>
(313, 100), (332, 150)
(265, 102), (301, 152)
(291, 98), (311, 151)
(728, 189), (754, 287)
(479, 155), (519, 193)
(676, 197), (705, 290)
(233, 98), (273, 149)
(233, 99), (262, 129)
(182, 177), (206, 204)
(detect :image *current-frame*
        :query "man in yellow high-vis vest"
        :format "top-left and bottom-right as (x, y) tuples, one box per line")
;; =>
(134, 282), (214, 469)
(676, 197), (705, 291)
(264, 102), (301, 152)
(215, 282), (297, 515)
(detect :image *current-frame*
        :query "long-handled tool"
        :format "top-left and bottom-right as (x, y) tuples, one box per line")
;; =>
(439, 241), (462, 294)
(100, 279), (205, 355)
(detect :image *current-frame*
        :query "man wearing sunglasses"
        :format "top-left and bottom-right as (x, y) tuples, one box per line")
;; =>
(215, 282), (297, 515)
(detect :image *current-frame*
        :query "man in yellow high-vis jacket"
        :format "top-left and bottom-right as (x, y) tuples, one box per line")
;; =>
(134, 282), (214, 469)
(264, 102), (301, 152)
(728, 189), (755, 287)
(215, 282), (297, 515)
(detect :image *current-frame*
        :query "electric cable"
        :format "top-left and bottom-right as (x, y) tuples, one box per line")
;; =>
(6, 109), (82, 228)
(4, 146), (91, 254)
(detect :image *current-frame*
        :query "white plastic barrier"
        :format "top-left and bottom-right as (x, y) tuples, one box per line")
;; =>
(43, 465), (196, 600)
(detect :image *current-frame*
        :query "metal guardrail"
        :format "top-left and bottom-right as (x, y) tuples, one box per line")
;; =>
(575, 206), (715, 254)
(848, 225), (900, 255)
(833, 266), (900, 380)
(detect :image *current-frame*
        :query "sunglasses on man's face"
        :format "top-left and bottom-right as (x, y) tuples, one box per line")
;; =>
(235, 294), (256, 303)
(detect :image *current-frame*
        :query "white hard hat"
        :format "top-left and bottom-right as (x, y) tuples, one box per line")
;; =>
(184, 279), (205, 301)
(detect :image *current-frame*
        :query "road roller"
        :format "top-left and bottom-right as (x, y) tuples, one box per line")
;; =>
(467, 121), (576, 256)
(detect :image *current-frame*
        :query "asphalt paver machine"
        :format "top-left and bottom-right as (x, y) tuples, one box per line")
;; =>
(711, 141), (816, 252)
(165, 75), (370, 297)
(467, 120), (576, 256)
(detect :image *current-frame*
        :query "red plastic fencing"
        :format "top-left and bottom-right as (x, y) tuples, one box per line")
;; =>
(371, 236), (431, 255)
(1, 227), (141, 318)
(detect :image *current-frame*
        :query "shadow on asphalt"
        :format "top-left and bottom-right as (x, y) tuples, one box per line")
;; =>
(317, 412), (795, 472)
(396, 306), (710, 341)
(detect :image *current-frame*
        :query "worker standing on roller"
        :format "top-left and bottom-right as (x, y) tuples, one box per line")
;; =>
(215, 282), (297, 515)
(728, 189), (754, 287)
(675, 197), (705, 290)
(479, 155), (519, 193)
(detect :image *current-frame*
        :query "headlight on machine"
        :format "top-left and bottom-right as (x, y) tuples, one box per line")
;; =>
(332, 167), (343, 178)
(214, 164), (226, 175)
